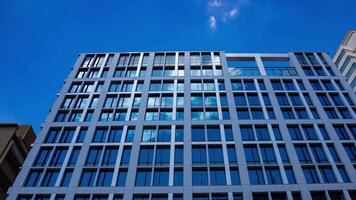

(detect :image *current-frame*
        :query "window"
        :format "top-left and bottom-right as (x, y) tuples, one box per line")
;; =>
(34, 148), (52, 167)
(247, 94), (260, 106)
(62, 97), (75, 108)
(251, 109), (264, 119)
(192, 127), (205, 141)
(271, 80), (283, 90)
(41, 169), (59, 187)
(86, 147), (102, 166)
(82, 55), (94, 67)
(155, 147), (170, 165)
(330, 94), (344, 106)
(276, 94), (289, 106)
(224, 126), (233, 141)
(208, 147), (224, 165)
(121, 82), (133, 92)
(260, 146), (277, 164)
(157, 128), (171, 142)
(227, 147), (237, 164)
(295, 145), (311, 163)
(61, 169), (73, 187)
(317, 94), (331, 105)
(207, 127), (221, 141)
(262, 94), (271, 106)
(93, 128), (108, 142)
(285, 168), (296, 184)
(139, 148), (154, 166)
(334, 125), (350, 140)
(295, 108), (309, 119)
(267, 108), (276, 119)
(337, 166), (350, 183)
(96, 170), (113, 186)
(302, 126), (318, 140)
(255, 127), (270, 141)
(297, 80), (305, 90)
(248, 168), (264, 185)
(325, 108), (339, 119)
(142, 128), (157, 142)
(135, 170), (151, 186)
(175, 146), (183, 164)
(49, 148), (68, 166)
(153, 170), (169, 186)
(125, 129), (135, 142)
(244, 80), (256, 90)
(210, 169), (226, 185)
(302, 167), (319, 183)
(272, 126), (282, 140)
(192, 146), (207, 165)
(289, 94), (303, 106)
(288, 126), (303, 140)
(278, 146), (290, 164)
(108, 128), (122, 142)
(174, 169), (183, 186)
(318, 125), (329, 140)
(191, 95), (203, 106)
(68, 147), (81, 166)
(25, 170), (43, 187)
(237, 108), (249, 119)
(121, 148), (131, 166)
(59, 129), (75, 143)
(159, 111), (173, 120)
(79, 170), (97, 187)
(175, 127), (184, 142)
(319, 167), (336, 183)
(240, 126), (255, 141)
(193, 194), (209, 200)
(244, 146), (260, 164)
(192, 169), (208, 185)
(45, 129), (60, 143)
(326, 145), (340, 163)
(100, 111), (113, 121)
(230, 168), (240, 185)
(310, 145), (328, 163)
(265, 168), (282, 184)
(116, 169), (128, 186)
(102, 147), (118, 166)
(234, 94), (246, 106)
(76, 128), (87, 143)
(343, 144), (356, 162)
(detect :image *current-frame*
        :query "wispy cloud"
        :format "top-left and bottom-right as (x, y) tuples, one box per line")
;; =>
(209, 0), (222, 8)
(229, 7), (238, 17)
(209, 16), (217, 29)
(207, 0), (249, 30)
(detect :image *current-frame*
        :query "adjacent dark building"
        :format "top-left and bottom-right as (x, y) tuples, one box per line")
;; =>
(0, 124), (35, 200)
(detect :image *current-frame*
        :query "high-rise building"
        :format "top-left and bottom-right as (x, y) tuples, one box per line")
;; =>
(7, 52), (356, 200)
(0, 124), (35, 200)
(333, 30), (356, 89)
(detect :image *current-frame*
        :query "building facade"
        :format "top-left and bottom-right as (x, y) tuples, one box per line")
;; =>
(333, 30), (356, 89)
(0, 124), (36, 200)
(7, 52), (356, 200)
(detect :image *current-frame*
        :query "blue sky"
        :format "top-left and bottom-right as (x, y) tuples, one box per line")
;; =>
(0, 0), (355, 133)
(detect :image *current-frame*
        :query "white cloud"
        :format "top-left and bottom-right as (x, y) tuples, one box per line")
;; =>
(209, 0), (222, 8)
(206, 0), (249, 30)
(229, 7), (238, 17)
(209, 15), (217, 29)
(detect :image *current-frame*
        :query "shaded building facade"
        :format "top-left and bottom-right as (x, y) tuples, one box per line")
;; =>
(0, 124), (35, 199)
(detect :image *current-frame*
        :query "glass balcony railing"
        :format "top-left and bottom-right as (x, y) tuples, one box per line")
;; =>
(228, 67), (260, 76)
(265, 67), (297, 76)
